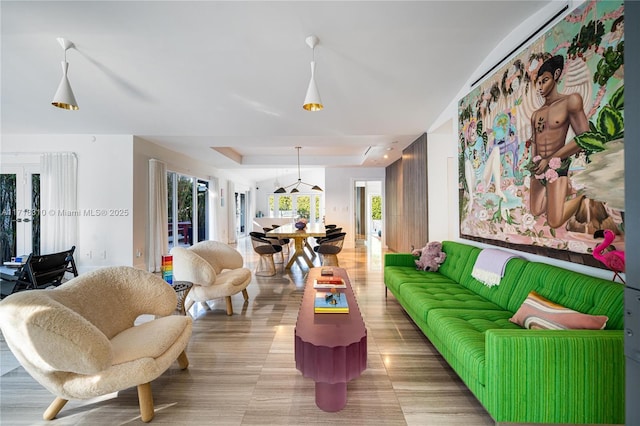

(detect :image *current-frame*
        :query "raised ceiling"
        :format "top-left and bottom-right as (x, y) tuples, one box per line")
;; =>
(1, 1), (549, 179)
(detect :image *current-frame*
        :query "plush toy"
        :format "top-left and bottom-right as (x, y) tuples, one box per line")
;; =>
(411, 241), (446, 272)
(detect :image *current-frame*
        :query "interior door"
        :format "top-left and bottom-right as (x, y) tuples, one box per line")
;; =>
(0, 165), (40, 261)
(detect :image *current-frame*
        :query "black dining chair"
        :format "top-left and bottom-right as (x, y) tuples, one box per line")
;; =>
(314, 232), (346, 267)
(249, 232), (283, 276)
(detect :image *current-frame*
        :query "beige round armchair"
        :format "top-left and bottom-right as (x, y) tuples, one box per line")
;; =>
(0, 266), (193, 423)
(171, 240), (252, 316)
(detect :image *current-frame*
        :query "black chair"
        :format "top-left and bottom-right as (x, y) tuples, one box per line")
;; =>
(3, 246), (78, 297)
(249, 232), (283, 276)
(314, 233), (346, 266)
(315, 227), (342, 245)
(262, 227), (290, 262)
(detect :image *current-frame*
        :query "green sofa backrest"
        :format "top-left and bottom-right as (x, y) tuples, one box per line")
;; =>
(439, 241), (479, 283)
(508, 262), (624, 330)
(440, 241), (530, 311)
(438, 241), (624, 328)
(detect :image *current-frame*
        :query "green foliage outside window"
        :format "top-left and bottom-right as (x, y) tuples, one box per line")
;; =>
(297, 196), (310, 218)
(177, 176), (193, 221)
(371, 195), (382, 220)
(279, 196), (292, 212)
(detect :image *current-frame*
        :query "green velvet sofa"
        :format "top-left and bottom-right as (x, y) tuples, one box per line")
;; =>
(384, 240), (624, 425)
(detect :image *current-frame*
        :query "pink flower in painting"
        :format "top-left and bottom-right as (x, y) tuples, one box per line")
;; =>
(545, 169), (559, 183)
(535, 173), (545, 181)
(533, 155), (542, 162)
(548, 157), (562, 170)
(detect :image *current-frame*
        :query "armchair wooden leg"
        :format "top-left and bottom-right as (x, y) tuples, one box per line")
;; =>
(137, 382), (154, 423)
(43, 397), (68, 420)
(242, 289), (249, 301)
(225, 296), (233, 316)
(177, 350), (189, 369)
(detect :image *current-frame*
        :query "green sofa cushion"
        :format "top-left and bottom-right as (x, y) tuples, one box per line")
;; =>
(401, 283), (505, 324)
(384, 267), (457, 298)
(427, 309), (520, 386)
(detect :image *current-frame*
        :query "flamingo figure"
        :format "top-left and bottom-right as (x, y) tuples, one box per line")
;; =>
(593, 229), (626, 284)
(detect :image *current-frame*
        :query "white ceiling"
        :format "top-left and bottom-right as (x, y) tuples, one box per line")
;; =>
(1, 1), (549, 180)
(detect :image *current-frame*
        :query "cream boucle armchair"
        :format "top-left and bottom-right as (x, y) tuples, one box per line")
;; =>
(0, 266), (192, 423)
(171, 240), (252, 316)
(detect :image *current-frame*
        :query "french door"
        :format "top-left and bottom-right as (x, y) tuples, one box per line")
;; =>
(167, 172), (210, 251)
(0, 165), (40, 261)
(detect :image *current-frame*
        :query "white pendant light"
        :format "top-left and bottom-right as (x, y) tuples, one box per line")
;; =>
(52, 37), (79, 110)
(302, 35), (323, 111)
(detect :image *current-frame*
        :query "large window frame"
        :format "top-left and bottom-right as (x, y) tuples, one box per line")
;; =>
(268, 192), (323, 224)
(167, 172), (210, 251)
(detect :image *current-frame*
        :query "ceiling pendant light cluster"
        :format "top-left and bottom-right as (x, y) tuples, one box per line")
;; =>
(302, 35), (323, 111)
(51, 37), (79, 110)
(274, 147), (323, 194)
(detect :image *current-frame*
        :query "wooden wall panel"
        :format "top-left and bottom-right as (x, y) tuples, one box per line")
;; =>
(385, 133), (428, 253)
(385, 158), (402, 252)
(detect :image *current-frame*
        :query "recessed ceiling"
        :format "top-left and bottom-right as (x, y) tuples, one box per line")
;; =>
(1, 1), (549, 177)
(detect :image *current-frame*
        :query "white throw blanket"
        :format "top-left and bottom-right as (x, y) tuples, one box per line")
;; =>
(471, 248), (518, 287)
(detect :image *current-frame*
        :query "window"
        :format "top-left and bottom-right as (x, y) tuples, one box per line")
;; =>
(167, 172), (210, 250)
(268, 193), (323, 223)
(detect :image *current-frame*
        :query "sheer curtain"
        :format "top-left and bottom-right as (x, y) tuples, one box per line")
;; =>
(227, 180), (236, 244)
(147, 159), (168, 272)
(40, 152), (78, 253)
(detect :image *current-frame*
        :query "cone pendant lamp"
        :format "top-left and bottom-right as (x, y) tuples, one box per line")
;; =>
(52, 38), (79, 110)
(303, 35), (323, 111)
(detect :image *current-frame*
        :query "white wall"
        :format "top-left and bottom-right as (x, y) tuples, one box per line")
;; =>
(324, 167), (385, 249)
(427, 119), (457, 242)
(426, 0), (612, 280)
(1, 134), (134, 272)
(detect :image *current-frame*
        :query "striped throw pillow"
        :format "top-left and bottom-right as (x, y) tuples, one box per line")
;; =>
(510, 291), (608, 330)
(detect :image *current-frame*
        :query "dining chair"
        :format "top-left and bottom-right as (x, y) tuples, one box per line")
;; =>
(249, 232), (283, 276)
(314, 232), (346, 266)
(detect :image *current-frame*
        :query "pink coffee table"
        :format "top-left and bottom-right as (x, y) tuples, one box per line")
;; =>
(294, 267), (367, 411)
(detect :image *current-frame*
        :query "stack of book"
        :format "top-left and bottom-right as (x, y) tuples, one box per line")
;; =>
(313, 268), (346, 289)
(314, 290), (349, 313)
(313, 268), (349, 313)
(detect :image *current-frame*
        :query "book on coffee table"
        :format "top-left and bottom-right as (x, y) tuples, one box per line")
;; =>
(313, 276), (346, 289)
(320, 267), (334, 276)
(314, 291), (349, 313)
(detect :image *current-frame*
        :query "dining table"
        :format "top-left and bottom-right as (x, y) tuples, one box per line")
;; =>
(266, 223), (326, 269)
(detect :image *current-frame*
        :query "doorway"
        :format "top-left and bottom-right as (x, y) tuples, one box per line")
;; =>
(354, 180), (382, 247)
(1, 165), (40, 261)
(235, 191), (247, 238)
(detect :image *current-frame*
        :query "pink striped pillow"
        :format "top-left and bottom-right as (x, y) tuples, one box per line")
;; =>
(510, 291), (608, 330)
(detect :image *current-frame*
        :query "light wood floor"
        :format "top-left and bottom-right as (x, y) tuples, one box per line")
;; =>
(0, 236), (495, 425)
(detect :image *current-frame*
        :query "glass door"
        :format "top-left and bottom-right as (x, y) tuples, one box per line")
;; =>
(1, 166), (40, 261)
(196, 180), (209, 242)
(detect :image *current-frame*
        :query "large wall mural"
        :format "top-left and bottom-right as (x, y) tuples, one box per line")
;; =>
(458, 0), (624, 268)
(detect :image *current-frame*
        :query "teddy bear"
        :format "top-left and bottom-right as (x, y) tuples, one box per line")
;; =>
(411, 241), (447, 272)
